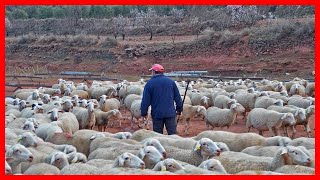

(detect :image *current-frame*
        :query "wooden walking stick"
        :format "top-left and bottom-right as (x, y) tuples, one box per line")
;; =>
(177, 79), (191, 123)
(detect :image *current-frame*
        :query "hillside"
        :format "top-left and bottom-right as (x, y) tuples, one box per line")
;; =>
(5, 18), (314, 81)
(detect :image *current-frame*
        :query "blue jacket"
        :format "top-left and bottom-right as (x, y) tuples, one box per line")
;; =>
(140, 74), (183, 119)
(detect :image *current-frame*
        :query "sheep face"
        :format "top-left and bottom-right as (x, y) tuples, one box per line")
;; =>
(157, 159), (183, 172)
(50, 152), (69, 169)
(295, 109), (306, 122)
(138, 146), (164, 165)
(196, 106), (207, 119)
(7, 144), (34, 162)
(144, 139), (166, 158)
(230, 103), (245, 113)
(5, 160), (12, 174)
(306, 105), (315, 115)
(199, 159), (226, 173)
(18, 132), (39, 147)
(194, 138), (221, 158)
(283, 146), (312, 167)
(281, 113), (296, 126)
(114, 152), (145, 169)
(21, 121), (36, 132)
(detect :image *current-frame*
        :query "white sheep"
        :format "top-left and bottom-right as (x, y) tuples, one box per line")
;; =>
(6, 143), (34, 174)
(246, 108), (295, 136)
(99, 97), (120, 112)
(193, 131), (291, 152)
(55, 112), (79, 136)
(152, 158), (184, 172)
(165, 138), (221, 166)
(267, 105), (306, 138)
(23, 163), (60, 175)
(94, 109), (123, 131)
(205, 103), (245, 129)
(287, 96), (314, 109)
(124, 94), (142, 109)
(211, 146), (312, 174)
(60, 163), (99, 175)
(190, 93), (210, 108)
(5, 159), (12, 175)
(137, 146), (164, 169)
(234, 92), (260, 119)
(72, 101), (96, 130)
(213, 95), (237, 109)
(130, 99), (151, 129)
(179, 104), (206, 135)
(254, 96), (283, 109)
(305, 82), (314, 97)
(288, 137), (314, 149)
(198, 159), (227, 174)
(45, 129), (101, 156)
(35, 122), (63, 141)
(289, 83), (306, 96)
(6, 100), (27, 112)
(153, 159), (214, 174)
(113, 152), (145, 169)
(6, 109), (22, 118)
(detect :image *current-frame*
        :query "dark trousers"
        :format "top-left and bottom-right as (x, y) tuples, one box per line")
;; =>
(152, 117), (177, 135)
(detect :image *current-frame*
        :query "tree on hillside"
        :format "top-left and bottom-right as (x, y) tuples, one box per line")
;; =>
(189, 16), (205, 40)
(226, 5), (261, 26)
(5, 17), (12, 36)
(169, 8), (185, 23)
(135, 7), (161, 40)
(112, 15), (130, 40)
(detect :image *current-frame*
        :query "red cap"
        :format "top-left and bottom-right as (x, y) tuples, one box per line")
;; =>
(149, 64), (164, 72)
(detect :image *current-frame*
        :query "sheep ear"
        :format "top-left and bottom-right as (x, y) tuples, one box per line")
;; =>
(112, 110), (117, 116)
(50, 153), (57, 165)
(161, 165), (167, 171)
(89, 135), (96, 140)
(47, 111), (52, 114)
(227, 100), (233, 105)
(230, 104), (237, 109)
(280, 148), (288, 155)
(194, 141), (201, 151)
(294, 110), (299, 117)
(138, 148), (146, 160)
(306, 108), (311, 114)
(281, 114), (288, 120)
(71, 156), (78, 164)
(196, 106), (201, 113)
(17, 135), (22, 143)
(117, 155), (125, 167)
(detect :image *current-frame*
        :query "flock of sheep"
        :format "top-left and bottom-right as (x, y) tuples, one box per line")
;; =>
(5, 76), (315, 175)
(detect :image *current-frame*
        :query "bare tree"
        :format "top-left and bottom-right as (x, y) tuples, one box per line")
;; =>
(169, 8), (185, 23)
(189, 16), (205, 40)
(112, 15), (130, 40)
(5, 17), (12, 36)
(226, 5), (261, 26)
(135, 7), (161, 40)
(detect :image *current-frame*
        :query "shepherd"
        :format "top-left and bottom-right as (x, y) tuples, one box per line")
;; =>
(140, 64), (183, 135)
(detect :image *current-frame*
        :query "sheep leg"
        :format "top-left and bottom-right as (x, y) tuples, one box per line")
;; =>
(205, 121), (210, 130)
(183, 119), (189, 135)
(283, 126), (289, 137)
(138, 118), (143, 128)
(290, 125), (296, 139)
(304, 123), (312, 138)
